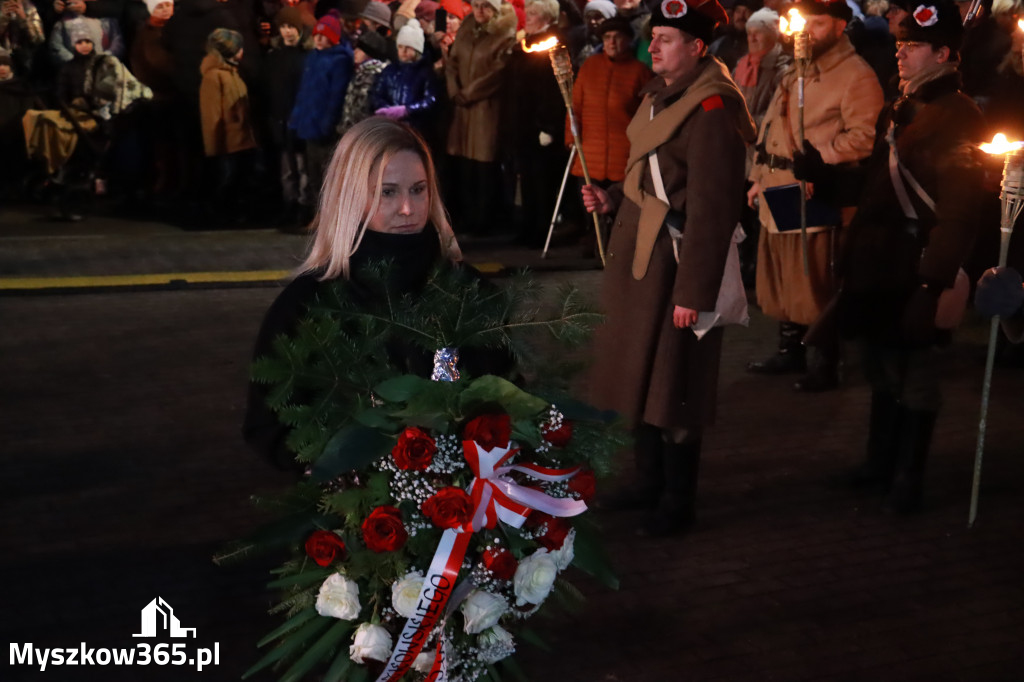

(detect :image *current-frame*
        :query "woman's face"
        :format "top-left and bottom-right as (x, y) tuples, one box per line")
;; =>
(471, 0), (495, 25)
(366, 150), (430, 234)
(746, 27), (774, 55)
(524, 5), (550, 35)
(152, 1), (173, 20)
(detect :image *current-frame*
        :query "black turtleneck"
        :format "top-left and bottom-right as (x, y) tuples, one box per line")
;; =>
(348, 227), (442, 297)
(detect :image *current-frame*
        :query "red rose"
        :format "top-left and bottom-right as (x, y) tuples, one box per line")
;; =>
(304, 530), (347, 567)
(482, 547), (517, 580)
(421, 487), (474, 529)
(392, 426), (436, 470)
(542, 420), (573, 448)
(537, 515), (571, 551)
(568, 469), (596, 503)
(361, 506), (408, 553)
(463, 414), (512, 451)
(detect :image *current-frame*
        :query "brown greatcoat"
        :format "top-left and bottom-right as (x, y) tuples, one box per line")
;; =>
(444, 4), (516, 163)
(749, 34), (883, 325)
(198, 51), (256, 157)
(590, 58), (754, 431)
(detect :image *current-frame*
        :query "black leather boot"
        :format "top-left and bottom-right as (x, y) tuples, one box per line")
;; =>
(884, 409), (937, 514)
(747, 322), (808, 374)
(598, 424), (663, 511)
(835, 391), (901, 490)
(793, 346), (840, 392)
(640, 438), (700, 537)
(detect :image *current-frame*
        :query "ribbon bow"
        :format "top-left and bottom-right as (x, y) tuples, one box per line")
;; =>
(376, 439), (587, 682)
(463, 441), (588, 530)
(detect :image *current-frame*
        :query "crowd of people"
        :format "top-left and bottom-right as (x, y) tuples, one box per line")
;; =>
(0, 0), (1020, 233)
(2, 0), (1023, 532)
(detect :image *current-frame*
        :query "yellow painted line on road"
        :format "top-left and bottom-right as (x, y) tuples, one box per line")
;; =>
(0, 262), (508, 291)
(0, 270), (291, 290)
(472, 262), (503, 273)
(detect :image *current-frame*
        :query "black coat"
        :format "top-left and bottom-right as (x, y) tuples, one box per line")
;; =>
(243, 229), (514, 470)
(838, 72), (990, 344)
(503, 28), (566, 156)
(263, 42), (308, 143)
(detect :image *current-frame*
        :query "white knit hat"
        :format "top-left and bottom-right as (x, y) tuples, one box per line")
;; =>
(482, 0), (502, 11)
(396, 21), (425, 53)
(745, 7), (779, 34)
(583, 0), (616, 19)
(144, 0), (169, 14)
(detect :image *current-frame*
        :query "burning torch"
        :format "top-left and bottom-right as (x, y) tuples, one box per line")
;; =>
(523, 36), (607, 267)
(970, 134), (1024, 527)
(780, 8), (811, 276)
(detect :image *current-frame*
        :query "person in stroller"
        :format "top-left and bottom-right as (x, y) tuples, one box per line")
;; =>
(22, 24), (151, 219)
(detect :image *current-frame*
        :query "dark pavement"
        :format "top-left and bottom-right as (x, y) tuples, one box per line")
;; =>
(2, 209), (1022, 681)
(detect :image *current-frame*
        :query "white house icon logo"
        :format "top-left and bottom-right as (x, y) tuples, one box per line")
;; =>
(132, 598), (197, 638)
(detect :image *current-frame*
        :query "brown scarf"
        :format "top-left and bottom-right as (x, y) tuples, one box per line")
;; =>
(900, 60), (958, 97)
(622, 58), (755, 279)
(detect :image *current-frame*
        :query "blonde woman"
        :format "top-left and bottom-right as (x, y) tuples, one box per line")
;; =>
(244, 117), (470, 469)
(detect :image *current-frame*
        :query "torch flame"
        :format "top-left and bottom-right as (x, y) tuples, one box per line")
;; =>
(522, 36), (559, 53)
(980, 133), (1024, 155)
(1018, 18), (1023, 31)
(779, 8), (806, 35)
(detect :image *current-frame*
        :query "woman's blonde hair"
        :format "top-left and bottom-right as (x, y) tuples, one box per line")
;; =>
(300, 117), (460, 280)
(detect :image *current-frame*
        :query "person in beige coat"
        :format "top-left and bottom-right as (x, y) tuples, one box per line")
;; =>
(745, 0), (883, 391)
(582, 0), (754, 537)
(443, 0), (515, 234)
(199, 28), (257, 219)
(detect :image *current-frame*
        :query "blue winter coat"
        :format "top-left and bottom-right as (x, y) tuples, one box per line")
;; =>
(369, 59), (437, 132)
(288, 42), (354, 142)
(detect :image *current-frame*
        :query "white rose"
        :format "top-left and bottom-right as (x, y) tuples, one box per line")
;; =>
(315, 573), (361, 621)
(349, 623), (392, 664)
(460, 589), (507, 634)
(478, 625), (515, 664)
(548, 529), (576, 570)
(391, 572), (425, 619)
(513, 551), (557, 606)
(412, 651), (436, 673)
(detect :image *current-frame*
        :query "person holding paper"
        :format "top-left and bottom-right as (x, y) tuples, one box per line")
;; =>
(745, 0), (883, 392)
(581, 0), (754, 537)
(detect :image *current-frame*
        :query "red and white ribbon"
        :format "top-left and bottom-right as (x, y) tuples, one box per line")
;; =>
(375, 440), (586, 682)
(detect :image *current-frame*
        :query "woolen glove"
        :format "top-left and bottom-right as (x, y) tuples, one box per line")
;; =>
(375, 105), (408, 119)
(901, 286), (940, 347)
(975, 267), (1024, 318)
(792, 140), (827, 183)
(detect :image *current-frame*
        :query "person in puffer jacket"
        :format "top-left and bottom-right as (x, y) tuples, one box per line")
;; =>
(288, 10), (353, 204)
(369, 21), (437, 135)
(338, 29), (389, 135)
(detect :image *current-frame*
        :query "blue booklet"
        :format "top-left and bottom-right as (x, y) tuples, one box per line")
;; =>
(763, 183), (841, 231)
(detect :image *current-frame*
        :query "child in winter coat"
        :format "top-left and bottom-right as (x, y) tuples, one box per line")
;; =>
(337, 29), (388, 136)
(369, 22), (436, 135)
(264, 6), (312, 224)
(198, 28), (257, 218)
(288, 10), (353, 205)
(48, 0), (124, 65)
